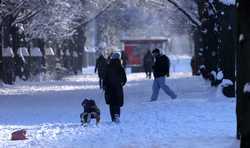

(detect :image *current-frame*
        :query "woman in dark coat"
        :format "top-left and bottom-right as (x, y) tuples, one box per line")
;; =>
(95, 54), (107, 89)
(103, 53), (127, 123)
(143, 50), (154, 79)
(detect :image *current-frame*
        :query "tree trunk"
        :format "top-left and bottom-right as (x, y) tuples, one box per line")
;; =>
(73, 26), (87, 68)
(192, 28), (203, 75)
(0, 25), (3, 81)
(1, 15), (16, 84)
(197, 1), (220, 84)
(237, 0), (250, 147)
(217, 3), (236, 97)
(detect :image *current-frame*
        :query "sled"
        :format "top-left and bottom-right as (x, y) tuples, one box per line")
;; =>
(11, 129), (27, 140)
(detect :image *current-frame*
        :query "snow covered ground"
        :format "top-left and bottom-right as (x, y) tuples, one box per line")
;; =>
(0, 57), (239, 148)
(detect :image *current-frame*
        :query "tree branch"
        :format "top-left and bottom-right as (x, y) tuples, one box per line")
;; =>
(207, 1), (217, 15)
(166, 0), (201, 28)
(12, 6), (44, 26)
(147, 0), (201, 28)
(5, 0), (25, 18)
(71, 0), (118, 31)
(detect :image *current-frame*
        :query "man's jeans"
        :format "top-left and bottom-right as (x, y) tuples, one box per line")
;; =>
(150, 76), (177, 101)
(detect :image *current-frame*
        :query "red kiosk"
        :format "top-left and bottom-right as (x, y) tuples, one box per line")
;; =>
(121, 37), (169, 72)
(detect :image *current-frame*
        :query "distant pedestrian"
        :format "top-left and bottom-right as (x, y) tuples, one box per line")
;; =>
(17, 47), (30, 80)
(143, 50), (154, 79)
(103, 53), (127, 123)
(191, 56), (199, 75)
(121, 51), (128, 68)
(95, 54), (107, 89)
(150, 48), (177, 101)
(72, 51), (79, 75)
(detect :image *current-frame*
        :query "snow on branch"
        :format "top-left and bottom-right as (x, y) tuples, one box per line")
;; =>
(26, 0), (118, 40)
(221, 79), (233, 87)
(12, 6), (44, 26)
(1, 0), (47, 27)
(244, 83), (250, 94)
(4, 0), (26, 18)
(207, 1), (217, 15)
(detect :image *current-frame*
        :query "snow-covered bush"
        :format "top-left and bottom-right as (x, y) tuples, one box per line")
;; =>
(216, 71), (224, 81)
(243, 83), (250, 94)
(221, 79), (235, 98)
(221, 79), (233, 87)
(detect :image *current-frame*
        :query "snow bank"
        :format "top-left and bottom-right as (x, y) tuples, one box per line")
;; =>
(0, 60), (238, 148)
(221, 79), (233, 87)
(2, 47), (14, 57)
(81, 66), (96, 75)
(243, 82), (250, 93)
(169, 55), (192, 73)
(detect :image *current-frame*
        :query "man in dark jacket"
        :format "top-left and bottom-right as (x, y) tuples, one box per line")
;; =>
(95, 54), (107, 89)
(103, 53), (127, 123)
(143, 50), (154, 79)
(150, 48), (177, 101)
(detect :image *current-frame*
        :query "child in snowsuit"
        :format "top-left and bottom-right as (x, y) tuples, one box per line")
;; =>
(80, 98), (100, 126)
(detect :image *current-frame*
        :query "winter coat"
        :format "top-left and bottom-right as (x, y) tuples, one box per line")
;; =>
(103, 59), (127, 106)
(143, 52), (154, 71)
(152, 54), (170, 78)
(95, 55), (107, 79)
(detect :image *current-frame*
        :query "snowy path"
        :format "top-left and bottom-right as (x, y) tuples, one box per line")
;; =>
(0, 72), (239, 148)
